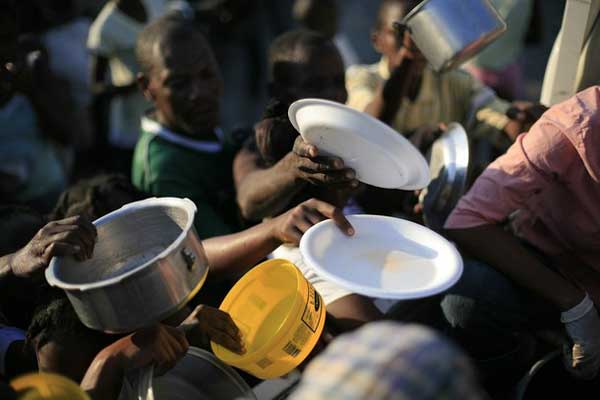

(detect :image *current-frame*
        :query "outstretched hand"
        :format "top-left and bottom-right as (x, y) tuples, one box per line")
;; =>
(9, 215), (97, 278)
(180, 305), (245, 355)
(272, 198), (355, 246)
(287, 136), (359, 188)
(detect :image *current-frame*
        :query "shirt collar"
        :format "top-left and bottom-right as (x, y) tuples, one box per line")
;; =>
(142, 116), (224, 153)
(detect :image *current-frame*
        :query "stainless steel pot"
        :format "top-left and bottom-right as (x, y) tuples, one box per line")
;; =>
(401, 0), (507, 72)
(122, 347), (257, 400)
(46, 197), (209, 333)
(419, 123), (470, 232)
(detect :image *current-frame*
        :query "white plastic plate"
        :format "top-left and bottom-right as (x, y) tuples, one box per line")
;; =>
(299, 215), (463, 299)
(289, 99), (430, 190)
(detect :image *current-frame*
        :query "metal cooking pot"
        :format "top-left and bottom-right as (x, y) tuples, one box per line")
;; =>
(121, 347), (257, 400)
(400, 0), (507, 72)
(419, 123), (469, 232)
(46, 197), (209, 333)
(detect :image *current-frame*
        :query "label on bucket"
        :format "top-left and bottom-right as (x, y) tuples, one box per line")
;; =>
(301, 285), (323, 333)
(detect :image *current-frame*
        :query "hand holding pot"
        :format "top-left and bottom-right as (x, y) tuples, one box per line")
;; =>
(180, 305), (245, 355)
(125, 324), (189, 376)
(9, 215), (96, 278)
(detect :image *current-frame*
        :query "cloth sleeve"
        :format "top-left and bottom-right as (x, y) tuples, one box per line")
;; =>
(445, 120), (576, 229)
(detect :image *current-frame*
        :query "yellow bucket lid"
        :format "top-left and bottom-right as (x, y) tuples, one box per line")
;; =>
(212, 259), (326, 379)
(10, 373), (90, 400)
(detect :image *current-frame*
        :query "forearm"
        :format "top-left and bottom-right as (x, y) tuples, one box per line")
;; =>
(203, 219), (281, 279)
(0, 255), (16, 283)
(447, 225), (584, 311)
(81, 353), (125, 400)
(237, 154), (305, 221)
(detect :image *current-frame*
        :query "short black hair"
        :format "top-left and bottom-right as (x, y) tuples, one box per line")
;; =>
(374, 0), (420, 30)
(136, 14), (206, 75)
(26, 297), (112, 352)
(268, 29), (337, 86)
(51, 174), (147, 221)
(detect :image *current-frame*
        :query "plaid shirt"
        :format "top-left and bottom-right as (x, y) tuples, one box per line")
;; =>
(290, 322), (488, 400)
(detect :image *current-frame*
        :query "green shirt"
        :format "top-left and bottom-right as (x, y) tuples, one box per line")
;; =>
(132, 117), (241, 238)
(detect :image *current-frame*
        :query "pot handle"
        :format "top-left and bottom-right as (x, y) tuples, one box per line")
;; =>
(181, 248), (196, 271)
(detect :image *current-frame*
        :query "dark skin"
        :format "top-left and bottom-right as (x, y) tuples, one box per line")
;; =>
(138, 31), (223, 140)
(446, 226), (584, 312)
(234, 45), (359, 221)
(0, 216), (97, 282)
(234, 44), (383, 329)
(81, 324), (188, 399)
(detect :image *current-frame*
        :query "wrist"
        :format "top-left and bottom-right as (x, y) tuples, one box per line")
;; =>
(279, 152), (302, 183)
(266, 216), (285, 247)
(6, 253), (21, 278)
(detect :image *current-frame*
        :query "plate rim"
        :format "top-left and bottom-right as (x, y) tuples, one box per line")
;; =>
(288, 99), (431, 190)
(299, 214), (463, 299)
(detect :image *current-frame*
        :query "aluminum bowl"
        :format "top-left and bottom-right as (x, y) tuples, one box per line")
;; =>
(46, 197), (209, 333)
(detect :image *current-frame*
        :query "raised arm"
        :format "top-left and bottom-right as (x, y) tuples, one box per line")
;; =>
(203, 198), (354, 279)
(233, 136), (357, 221)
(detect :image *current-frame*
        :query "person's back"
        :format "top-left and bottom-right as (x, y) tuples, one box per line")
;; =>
(131, 15), (242, 238)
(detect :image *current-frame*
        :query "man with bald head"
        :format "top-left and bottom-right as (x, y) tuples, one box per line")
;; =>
(132, 15), (242, 238)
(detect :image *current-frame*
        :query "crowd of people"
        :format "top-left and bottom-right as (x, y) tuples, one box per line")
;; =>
(2, 0), (600, 399)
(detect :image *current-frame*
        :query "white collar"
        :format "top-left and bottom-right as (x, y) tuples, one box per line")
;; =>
(142, 117), (224, 153)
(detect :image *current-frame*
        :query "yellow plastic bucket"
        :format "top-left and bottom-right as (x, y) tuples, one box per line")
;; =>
(211, 259), (326, 379)
(10, 373), (90, 400)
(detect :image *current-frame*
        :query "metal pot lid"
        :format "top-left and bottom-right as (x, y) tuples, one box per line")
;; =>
(131, 347), (257, 400)
(419, 123), (469, 232)
(45, 197), (198, 291)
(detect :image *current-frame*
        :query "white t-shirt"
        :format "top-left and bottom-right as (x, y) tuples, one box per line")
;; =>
(87, 0), (169, 149)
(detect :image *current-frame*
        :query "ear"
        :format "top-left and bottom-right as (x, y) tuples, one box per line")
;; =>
(137, 73), (154, 101)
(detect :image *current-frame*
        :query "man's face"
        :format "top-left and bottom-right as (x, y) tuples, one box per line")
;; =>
(142, 33), (224, 137)
(278, 45), (348, 105)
